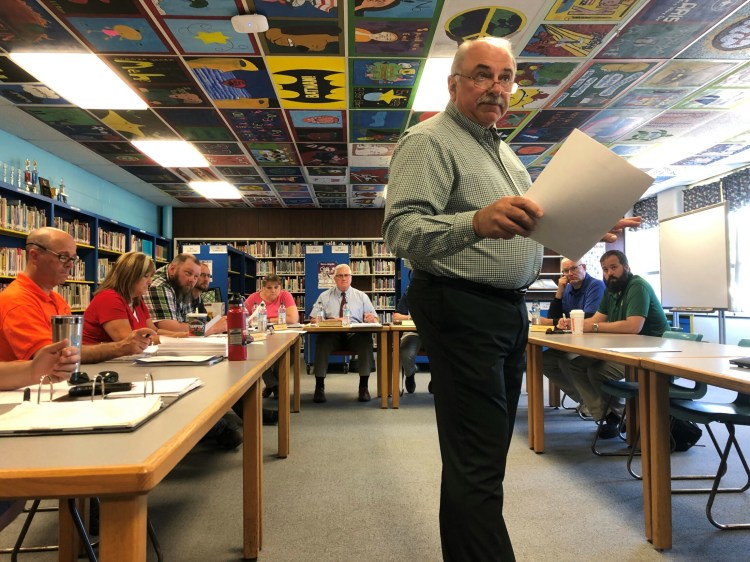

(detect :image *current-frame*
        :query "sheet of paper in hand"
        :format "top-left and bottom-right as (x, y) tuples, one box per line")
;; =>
(525, 128), (653, 262)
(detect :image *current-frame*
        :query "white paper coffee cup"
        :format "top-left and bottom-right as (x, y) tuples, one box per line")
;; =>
(570, 309), (585, 335)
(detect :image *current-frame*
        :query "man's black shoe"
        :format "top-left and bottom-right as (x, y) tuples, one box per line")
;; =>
(262, 385), (278, 399)
(215, 422), (243, 450)
(313, 387), (326, 403)
(263, 408), (278, 426)
(358, 387), (371, 402)
(597, 412), (621, 440)
(405, 374), (416, 394)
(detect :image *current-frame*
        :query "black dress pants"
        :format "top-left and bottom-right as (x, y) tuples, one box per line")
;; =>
(408, 275), (528, 562)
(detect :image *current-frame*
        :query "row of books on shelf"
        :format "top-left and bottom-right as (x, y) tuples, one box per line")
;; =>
(0, 247), (26, 277)
(98, 258), (115, 282)
(52, 217), (91, 245)
(350, 259), (396, 275)
(256, 260), (305, 276)
(67, 260), (86, 282)
(254, 277), (305, 292)
(54, 283), (91, 310)
(1, 196), (47, 234)
(371, 295), (396, 309)
(130, 236), (154, 257)
(350, 241), (393, 258)
(373, 277), (396, 290)
(155, 245), (168, 261)
(98, 228), (127, 252)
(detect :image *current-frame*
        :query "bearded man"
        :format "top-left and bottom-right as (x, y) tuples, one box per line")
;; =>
(565, 249), (669, 439)
(144, 253), (222, 336)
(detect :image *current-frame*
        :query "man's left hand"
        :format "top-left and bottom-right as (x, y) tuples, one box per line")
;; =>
(601, 216), (642, 243)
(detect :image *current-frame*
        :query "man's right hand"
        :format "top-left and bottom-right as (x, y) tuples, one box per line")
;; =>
(556, 275), (568, 298)
(472, 196), (543, 239)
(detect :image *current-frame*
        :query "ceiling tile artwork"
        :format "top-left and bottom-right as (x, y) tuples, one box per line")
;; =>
(0, 0), (749, 210)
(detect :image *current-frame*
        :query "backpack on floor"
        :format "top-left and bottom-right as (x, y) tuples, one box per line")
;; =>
(670, 417), (703, 452)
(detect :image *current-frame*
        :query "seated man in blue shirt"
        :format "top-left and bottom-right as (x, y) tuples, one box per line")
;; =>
(310, 264), (379, 403)
(541, 257), (604, 417)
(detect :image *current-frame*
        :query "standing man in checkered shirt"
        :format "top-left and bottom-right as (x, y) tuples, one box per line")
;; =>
(383, 37), (639, 561)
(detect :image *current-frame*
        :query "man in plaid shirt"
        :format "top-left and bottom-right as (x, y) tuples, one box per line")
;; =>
(144, 253), (243, 447)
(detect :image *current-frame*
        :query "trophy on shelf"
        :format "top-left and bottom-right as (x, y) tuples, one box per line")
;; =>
(30, 160), (38, 193)
(57, 177), (68, 204)
(24, 159), (32, 192)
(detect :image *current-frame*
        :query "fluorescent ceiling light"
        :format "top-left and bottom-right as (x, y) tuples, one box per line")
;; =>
(9, 52), (147, 110)
(413, 58), (453, 111)
(189, 181), (242, 199)
(132, 140), (209, 167)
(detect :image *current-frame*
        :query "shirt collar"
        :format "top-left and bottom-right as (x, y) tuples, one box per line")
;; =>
(445, 101), (502, 143)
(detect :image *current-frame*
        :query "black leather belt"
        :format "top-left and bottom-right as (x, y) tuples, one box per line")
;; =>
(412, 270), (526, 302)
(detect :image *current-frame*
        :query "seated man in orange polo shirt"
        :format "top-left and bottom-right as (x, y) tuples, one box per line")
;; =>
(0, 227), (154, 365)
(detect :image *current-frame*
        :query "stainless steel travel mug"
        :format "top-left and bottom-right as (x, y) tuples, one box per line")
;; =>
(51, 315), (83, 372)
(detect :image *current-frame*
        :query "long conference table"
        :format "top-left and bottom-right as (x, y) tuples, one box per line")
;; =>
(526, 332), (749, 550)
(0, 331), (300, 562)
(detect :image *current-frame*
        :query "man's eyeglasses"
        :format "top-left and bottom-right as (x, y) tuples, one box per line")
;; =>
(200, 273), (212, 278)
(27, 242), (81, 265)
(561, 265), (582, 274)
(334, 273), (351, 278)
(69, 371), (119, 385)
(454, 72), (519, 94)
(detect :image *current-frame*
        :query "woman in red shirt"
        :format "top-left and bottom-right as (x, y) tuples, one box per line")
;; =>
(83, 252), (185, 344)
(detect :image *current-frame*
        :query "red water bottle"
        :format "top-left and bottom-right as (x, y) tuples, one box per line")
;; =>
(227, 293), (247, 361)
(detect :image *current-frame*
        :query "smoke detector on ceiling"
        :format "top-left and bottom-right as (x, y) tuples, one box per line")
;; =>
(231, 14), (269, 34)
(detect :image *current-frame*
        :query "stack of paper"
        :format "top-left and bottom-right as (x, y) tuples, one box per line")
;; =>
(156, 335), (228, 357)
(0, 395), (163, 433)
(135, 355), (224, 366)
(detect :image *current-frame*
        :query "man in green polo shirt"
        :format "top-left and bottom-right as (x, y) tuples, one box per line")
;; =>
(567, 249), (669, 439)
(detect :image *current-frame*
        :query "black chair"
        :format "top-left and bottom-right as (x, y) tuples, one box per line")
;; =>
(2, 499), (162, 561)
(669, 394), (750, 529)
(591, 332), (707, 479)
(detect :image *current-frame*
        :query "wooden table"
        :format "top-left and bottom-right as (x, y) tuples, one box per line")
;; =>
(526, 334), (750, 454)
(0, 332), (299, 562)
(639, 354), (750, 550)
(526, 333), (749, 550)
(302, 324), (390, 408)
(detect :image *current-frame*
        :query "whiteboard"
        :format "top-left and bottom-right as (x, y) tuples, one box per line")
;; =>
(659, 203), (729, 310)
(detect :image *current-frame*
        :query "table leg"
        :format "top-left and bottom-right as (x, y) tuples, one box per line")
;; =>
(530, 344), (545, 453)
(58, 499), (78, 562)
(278, 348), (290, 459)
(99, 495), (148, 562)
(391, 331), (401, 409)
(526, 343), (535, 449)
(293, 336), (301, 413)
(243, 381), (262, 558)
(638, 367), (652, 542)
(379, 331), (388, 409)
(649, 368), (672, 550)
